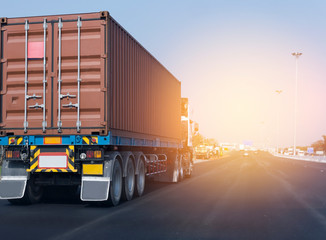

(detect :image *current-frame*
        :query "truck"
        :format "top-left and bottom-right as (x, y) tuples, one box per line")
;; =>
(0, 11), (193, 205)
(194, 145), (210, 159)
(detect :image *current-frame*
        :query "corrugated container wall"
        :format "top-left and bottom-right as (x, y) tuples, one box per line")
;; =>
(0, 12), (181, 142)
(108, 17), (181, 141)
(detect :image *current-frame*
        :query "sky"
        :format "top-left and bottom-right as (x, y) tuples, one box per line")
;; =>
(2, 0), (326, 148)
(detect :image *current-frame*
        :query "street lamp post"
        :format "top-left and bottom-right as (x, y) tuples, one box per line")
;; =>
(275, 90), (282, 154)
(292, 52), (302, 156)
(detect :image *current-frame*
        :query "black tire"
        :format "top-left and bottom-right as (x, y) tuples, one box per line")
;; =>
(122, 157), (135, 201)
(185, 152), (193, 178)
(8, 178), (43, 205)
(108, 160), (123, 206)
(175, 167), (180, 183)
(185, 161), (193, 178)
(135, 159), (145, 197)
(179, 164), (184, 182)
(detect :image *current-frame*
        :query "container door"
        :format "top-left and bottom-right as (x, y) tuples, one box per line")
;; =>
(1, 20), (52, 134)
(52, 17), (107, 134)
(0, 16), (107, 135)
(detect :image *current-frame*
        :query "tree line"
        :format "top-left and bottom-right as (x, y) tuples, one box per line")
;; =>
(311, 135), (326, 152)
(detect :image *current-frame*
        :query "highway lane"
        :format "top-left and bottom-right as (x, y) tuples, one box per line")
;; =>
(1, 152), (326, 239)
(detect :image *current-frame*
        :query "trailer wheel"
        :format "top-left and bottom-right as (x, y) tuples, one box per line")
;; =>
(135, 158), (145, 197)
(108, 160), (123, 206)
(122, 157), (135, 201)
(185, 152), (193, 178)
(185, 161), (193, 178)
(179, 164), (184, 182)
(8, 178), (43, 205)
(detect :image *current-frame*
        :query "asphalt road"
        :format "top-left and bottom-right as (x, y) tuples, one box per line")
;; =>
(1, 152), (326, 240)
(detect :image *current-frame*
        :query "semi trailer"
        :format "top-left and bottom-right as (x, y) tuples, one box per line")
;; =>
(0, 11), (193, 205)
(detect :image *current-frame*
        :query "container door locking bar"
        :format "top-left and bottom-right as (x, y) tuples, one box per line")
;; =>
(42, 18), (47, 132)
(24, 20), (29, 133)
(57, 18), (63, 132)
(76, 17), (82, 132)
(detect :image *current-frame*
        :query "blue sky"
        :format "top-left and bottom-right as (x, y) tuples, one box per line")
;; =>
(2, 0), (326, 147)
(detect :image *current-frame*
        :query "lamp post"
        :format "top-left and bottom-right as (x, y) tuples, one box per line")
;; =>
(275, 90), (282, 154)
(292, 52), (302, 156)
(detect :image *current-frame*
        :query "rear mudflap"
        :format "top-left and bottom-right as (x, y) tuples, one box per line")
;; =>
(0, 160), (28, 199)
(80, 176), (110, 201)
(80, 160), (113, 201)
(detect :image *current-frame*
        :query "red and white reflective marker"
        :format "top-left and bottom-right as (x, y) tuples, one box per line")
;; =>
(28, 42), (44, 59)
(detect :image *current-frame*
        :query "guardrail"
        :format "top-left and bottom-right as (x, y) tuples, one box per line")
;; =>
(274, 153), (326, 163)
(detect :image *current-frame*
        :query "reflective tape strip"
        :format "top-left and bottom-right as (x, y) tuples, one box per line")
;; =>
(30, 161), (38, 171)
(26, 146), (40, 172)
(0, 176), (28, 180)
(82, 177), (110, 181)
(67, 146), (77, 172)
(17, 137), (23, 145)
(82, 136), (98, 145)
(33, 169), (73, 173)
(82, 137), (90, 145)
(8, 137), (23, 145)
(26, 145), (77, 173)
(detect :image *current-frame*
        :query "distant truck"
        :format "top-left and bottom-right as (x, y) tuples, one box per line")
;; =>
(298, 150), (305, 156)
(195, 145), (210, 159)
(0, 11), (193, 205)
(239, 144), (245, 151)
(316, 151), (324, 156)
(287, 148), (294, 155)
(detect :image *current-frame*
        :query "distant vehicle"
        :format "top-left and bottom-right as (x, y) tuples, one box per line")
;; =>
(243, 150), (249, 157)
(287, 148), (294, 155)
(195, 145), (210, 159)
(316, 151), (324, 156)
(214, 146), (222, 158)
(206, 145), (214, 157)
(298, 150), (305, 156)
